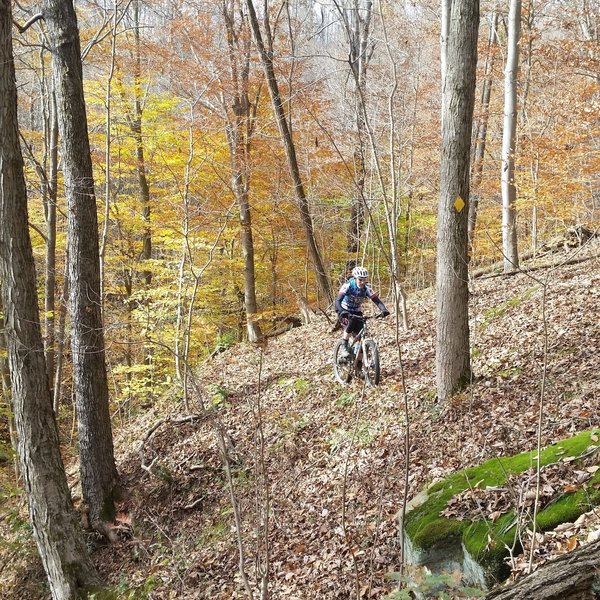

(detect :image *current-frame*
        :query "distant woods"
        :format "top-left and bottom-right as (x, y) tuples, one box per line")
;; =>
(2, 0), (594, 408)
(0, 0), (598, 595)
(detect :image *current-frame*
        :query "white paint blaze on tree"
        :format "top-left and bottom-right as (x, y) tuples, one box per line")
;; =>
(501, 0), (521, 272)
(0, 0), (101, 596)
(436, 0), (479, 401)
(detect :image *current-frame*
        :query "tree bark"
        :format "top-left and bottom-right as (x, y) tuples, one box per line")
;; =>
(44, 92), (59, 393)
(0, 2), (101, 595)
(131, 0), (152, 287)
(245, 0), (333, 304)
(223, 0), (262, 342)
(440, 0), (452, 125)
(485, 539), (600, 599)
(468, 10), (498, 248)
(501, 0), (521, 272)
(42, 0), (119, 533)
(0, 303), (18, 477)
(334, 0), (373, 272)
(435, 0), (479, 401)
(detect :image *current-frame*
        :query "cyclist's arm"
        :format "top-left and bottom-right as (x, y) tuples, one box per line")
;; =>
(335, 284), (349, 313)
(367, 288), (388, 314)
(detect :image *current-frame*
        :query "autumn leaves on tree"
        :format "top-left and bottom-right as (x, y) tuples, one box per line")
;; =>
(0, 0), (598, 596)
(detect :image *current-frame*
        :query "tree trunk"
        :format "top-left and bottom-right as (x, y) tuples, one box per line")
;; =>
(501, 0), (521, 272)
(335, 0), (373, 272)
(0, 2), (101, 595)
(53, 272), (69, 414)
(132, 0), (152, 287)
(223, 0), (262, 342)
(468, 10), (498, 248)
(436, 0), (479, 401)
(485, 539), (600, 599)
(100, 0), (118, 310)
(42, 0), (119, 533)
(440, 0), (452, 124)
(44, 92), (59, 393)
(245, 0), (333, 304)
(0, 304), (18, 478)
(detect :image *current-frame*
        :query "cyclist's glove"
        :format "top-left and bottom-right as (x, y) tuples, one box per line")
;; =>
(339, 311), (349, 321)
(380, 309), (390, 318)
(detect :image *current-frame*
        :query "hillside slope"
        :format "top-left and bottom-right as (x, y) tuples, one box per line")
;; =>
(5, 239), (600, 599)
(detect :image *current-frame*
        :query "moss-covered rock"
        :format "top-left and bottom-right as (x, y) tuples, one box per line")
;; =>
(402, 429), (600, 589)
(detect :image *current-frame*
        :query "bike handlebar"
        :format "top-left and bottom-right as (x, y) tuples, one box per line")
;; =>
(351, 313), (384, 321)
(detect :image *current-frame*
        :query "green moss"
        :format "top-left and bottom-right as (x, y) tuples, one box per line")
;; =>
(462, 516), (516, 581)
(277, 377), (310, 396)
(405, 430), (600, 581)
(537, 468), (600, 530)
(478, 287), (539, 329)
(88, 576), (157, 599)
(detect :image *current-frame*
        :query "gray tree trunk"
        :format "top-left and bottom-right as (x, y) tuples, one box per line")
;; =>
(131, 0), (152, 287)
(501, 0), (521, 272)
(468, 10), (498, 248)
(0, 304), (18, 477)
(485, 539), (600, 599)
(0, 2), (101, 595)
(435, 0), (479, 401)
(44, 92), (59, 393)
(440, 0), (452, 124)
(334, 0), (373, 272)
(223, 0), (262, 343)
(245, 0), (333, 304)
(42, 0), (119, 533)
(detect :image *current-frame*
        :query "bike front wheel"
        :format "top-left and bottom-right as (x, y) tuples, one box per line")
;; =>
(333, 340), (354, 385)
(362, 339), (380, 386)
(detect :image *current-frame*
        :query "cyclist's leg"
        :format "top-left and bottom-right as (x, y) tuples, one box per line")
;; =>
(346, 313), (363, 337)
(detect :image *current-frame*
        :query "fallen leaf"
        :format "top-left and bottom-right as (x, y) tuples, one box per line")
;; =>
(566, 536), (578, 551)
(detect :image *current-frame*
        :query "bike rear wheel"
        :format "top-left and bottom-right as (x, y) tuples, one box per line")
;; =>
(362, 339), (380, 386)
(333, 340), (354, 385)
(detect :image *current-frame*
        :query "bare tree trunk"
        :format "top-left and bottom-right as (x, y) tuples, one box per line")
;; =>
(333, 0), (373, 272)
(100, 0), (118, 310)
(53, 272), (69, 414)
(131, 0), (152, 287)
(436, 0), (479, 401)
(440, 0), (452, 124)
(43, 0), (119, 534)
(485, 539), (600, 599)
(468, 10), (498, 248)
(0, 304), (18, 478)
(223, 0), (262, 342)
(245, 0), (333, 303)
(44, 92), (59, 393)
(0, 3), (101, 594)
(501, 0), (521, 272)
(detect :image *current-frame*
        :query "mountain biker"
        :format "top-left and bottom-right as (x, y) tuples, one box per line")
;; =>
(335, 266), (389, 358)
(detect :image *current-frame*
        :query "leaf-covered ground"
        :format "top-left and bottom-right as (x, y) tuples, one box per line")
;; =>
(3, 239), (600, 599)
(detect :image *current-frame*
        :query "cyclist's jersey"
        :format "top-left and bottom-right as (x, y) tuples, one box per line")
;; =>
(337, 278), (381, 313)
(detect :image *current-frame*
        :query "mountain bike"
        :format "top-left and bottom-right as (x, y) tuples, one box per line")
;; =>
(333, 315), (382, 386)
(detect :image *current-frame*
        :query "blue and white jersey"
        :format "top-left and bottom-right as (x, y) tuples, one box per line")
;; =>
(337, 278), (381, 313)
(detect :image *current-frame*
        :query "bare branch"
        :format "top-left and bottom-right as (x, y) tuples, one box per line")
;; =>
(13, 13), (43, 33)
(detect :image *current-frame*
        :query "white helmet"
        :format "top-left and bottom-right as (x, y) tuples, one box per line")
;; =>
(352, 266), (368, 279)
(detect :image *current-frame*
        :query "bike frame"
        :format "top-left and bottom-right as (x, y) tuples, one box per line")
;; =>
(334, 314), (381, 386)
(347, 316), (371, 362)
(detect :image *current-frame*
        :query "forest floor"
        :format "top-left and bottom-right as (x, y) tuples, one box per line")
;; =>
(3, 236), (600, 599)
